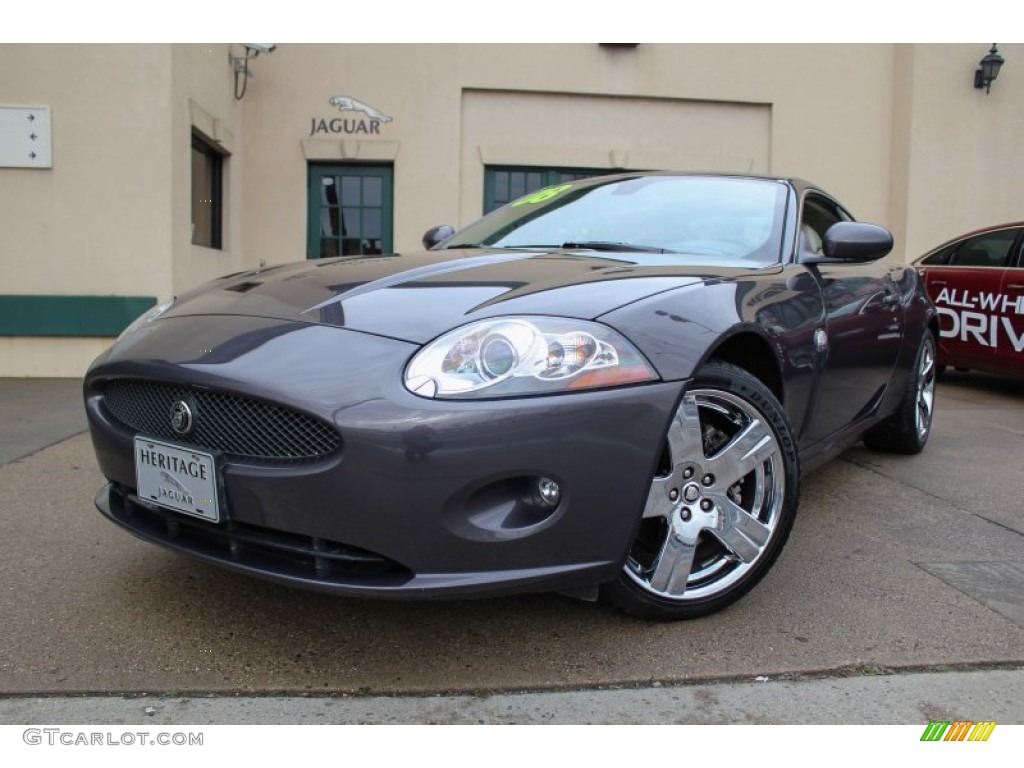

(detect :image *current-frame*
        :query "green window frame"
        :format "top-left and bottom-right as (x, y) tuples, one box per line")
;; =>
(484, 166), (613, 214)
(307, 164), (393, 258)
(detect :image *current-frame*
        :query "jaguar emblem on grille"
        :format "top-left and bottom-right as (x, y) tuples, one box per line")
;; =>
(169, 400), (195, 436)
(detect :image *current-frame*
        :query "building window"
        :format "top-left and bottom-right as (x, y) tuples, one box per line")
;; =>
(308, 164), (393, 258)
(484, 166), (613, 213)
(191, 133), (225, 249)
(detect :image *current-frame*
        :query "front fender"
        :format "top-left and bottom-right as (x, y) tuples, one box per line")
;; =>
(599, 273), (823, 379)
(599, 281), (755, 381)
(599, 272), (825, 440)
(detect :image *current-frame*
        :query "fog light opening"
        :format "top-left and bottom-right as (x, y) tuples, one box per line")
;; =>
(534, 477), (562, 509)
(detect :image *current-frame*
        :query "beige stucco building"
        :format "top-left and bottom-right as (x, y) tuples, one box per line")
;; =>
(1, 43), (1021, 376)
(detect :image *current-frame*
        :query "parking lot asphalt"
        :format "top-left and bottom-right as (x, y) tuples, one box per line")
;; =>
(0, 373), (1021, 723)
(0, 378), (86, 465)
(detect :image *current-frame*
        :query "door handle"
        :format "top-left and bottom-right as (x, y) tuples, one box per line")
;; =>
(930, 280), (948, 286)
(1006, 283), (1024, 291)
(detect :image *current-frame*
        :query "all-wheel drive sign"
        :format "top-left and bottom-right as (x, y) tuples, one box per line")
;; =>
(935, 287), (1024, 353)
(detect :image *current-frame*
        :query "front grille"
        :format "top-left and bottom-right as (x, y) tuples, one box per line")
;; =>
(102, 379), (341, 461)
(106, 486), (411, 585)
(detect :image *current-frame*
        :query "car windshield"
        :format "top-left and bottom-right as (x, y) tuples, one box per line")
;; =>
(444, 175), (788, 262)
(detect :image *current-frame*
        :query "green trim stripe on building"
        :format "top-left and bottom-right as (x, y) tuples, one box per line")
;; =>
(0, 295), (157, 337)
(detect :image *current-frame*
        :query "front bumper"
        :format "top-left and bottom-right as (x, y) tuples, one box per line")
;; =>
(85, 314), (684, 599)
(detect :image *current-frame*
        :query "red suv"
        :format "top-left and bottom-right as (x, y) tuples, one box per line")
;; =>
(914, 223), (1024, 378)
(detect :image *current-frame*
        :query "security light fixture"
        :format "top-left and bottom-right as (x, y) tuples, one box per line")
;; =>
(230, 44), (276, 100)
(974, 44), (1004, 94)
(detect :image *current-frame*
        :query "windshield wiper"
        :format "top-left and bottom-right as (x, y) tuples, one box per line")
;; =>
(561, 241), (670, 254)
(444, 243), (545, 250)
(445, 242), (671, 253)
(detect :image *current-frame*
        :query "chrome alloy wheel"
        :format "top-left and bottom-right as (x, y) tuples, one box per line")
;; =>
(624, 388), (786, 602)
(915, 334), (937, 441)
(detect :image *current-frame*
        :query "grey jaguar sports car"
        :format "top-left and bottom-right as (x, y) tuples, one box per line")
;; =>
(84, 173), (938, 620)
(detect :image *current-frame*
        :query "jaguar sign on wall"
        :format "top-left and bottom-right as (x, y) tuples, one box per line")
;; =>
(308, 96), (393, 136)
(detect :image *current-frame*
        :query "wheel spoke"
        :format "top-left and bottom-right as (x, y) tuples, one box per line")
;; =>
(921, 350), (935, 380)
(706, 417), (776, 487)
(666, 394), (703, 464)
(708, 495), (770, 563)
(916, 339), (936, 436)
(642, 476), (677, 519)
(919, 386), (934, 417)
(648, 520), (699, 596)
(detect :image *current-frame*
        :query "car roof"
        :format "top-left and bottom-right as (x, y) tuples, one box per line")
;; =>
(568, 170), (837, 199)
(913, 221), (1024, 262)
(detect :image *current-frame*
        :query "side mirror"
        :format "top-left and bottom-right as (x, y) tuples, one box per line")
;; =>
(819, 222), (894, 262)
(422, 224), (455, 250)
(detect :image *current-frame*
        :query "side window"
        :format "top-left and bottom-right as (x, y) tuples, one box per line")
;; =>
(800, 195), (850, 256)
(191, 132), (226, 249)
(947, 230), (1018, 267)
(920, 246), (954, 266)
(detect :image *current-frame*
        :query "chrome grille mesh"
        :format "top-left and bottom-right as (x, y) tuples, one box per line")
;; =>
(102, 380), (340, 461)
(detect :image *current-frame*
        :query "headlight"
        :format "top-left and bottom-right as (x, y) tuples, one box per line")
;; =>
(116, 297), (175, 341)
(404, 317), (658, 399)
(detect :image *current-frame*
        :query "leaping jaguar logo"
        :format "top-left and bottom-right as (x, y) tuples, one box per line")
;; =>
(328, 96), (393, 122)
(170, 400), (194, 436)
(160, 470), (191, 495)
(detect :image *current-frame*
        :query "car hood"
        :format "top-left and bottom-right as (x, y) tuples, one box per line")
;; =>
(162, 248), (776, 344)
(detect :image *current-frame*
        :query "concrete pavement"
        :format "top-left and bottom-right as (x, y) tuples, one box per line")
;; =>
(0, 373), (1021, 723)
(2, 668), (1021, 724)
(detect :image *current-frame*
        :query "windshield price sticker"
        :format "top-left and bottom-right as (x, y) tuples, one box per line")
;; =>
(510, 183), (573, 207)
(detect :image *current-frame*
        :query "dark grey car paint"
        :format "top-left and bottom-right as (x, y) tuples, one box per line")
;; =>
(86, 316), (682, 596)
(84, 175), (937, 599)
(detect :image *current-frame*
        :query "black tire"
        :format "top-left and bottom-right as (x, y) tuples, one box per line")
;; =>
(863, 330), (937, 455)
(601, 361), (800, 621)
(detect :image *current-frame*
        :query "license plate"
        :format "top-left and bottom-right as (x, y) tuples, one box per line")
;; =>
(134, 437), (221, 523)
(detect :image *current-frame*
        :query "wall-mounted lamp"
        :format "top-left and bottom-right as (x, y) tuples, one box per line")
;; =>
(229, 44), (276, 100)
(974, 44), (1004, 94)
